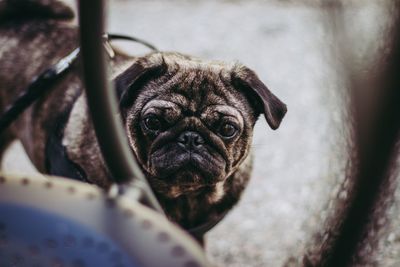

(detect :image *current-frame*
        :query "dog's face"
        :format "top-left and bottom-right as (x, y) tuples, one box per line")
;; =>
(115, 53), (286, 198)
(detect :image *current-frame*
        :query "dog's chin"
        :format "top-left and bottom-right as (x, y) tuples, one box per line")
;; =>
(149, 171), (209, 198)
(148, 150), (227, 198)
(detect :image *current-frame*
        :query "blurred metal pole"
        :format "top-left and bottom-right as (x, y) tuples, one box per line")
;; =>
(77, 0), (163, 213)
(322, 2), (400, 266)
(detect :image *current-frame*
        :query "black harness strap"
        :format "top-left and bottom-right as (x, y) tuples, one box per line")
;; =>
(45, 89), (89, 183)
(46, 133), (89, 182)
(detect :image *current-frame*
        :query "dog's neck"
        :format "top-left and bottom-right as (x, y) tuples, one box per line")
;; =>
(151, 153), (253, 229)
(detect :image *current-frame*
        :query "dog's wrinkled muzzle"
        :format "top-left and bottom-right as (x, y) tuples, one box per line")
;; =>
(148, 130), (226, 190)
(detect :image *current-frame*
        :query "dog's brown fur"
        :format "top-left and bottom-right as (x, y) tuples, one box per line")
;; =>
(0, 0), (286, 240)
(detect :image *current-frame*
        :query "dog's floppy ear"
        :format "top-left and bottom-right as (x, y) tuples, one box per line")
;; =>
(231, 65), (287, 130)
(115, 53), (167, 108)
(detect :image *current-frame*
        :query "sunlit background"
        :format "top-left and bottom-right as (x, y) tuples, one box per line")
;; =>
(2, 0), (390, 266)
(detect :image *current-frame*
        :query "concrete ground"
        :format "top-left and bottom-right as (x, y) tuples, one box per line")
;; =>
(2, 1), (386, 266)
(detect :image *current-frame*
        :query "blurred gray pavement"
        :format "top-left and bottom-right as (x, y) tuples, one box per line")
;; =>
(2, 1), (385, 266)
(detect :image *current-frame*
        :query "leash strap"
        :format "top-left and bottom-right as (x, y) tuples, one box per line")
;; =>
(0, 48), (79, 134)
(0, 34), (157, 135)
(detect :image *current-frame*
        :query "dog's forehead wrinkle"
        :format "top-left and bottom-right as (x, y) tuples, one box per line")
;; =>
(154, 93), (189, 110)
(143, 99), (179, 111)
(131, 69), (185, 115)
(212, 105), (243, 119)
(161, 70), (235, 116)
(158, 67), (187, 92)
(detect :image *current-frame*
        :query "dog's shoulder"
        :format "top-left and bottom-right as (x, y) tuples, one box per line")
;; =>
(0, 0), (74, 22)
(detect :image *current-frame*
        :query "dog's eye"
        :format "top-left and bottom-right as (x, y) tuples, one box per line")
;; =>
(219, 123), (237, 138)
(144, 115), (162, 131)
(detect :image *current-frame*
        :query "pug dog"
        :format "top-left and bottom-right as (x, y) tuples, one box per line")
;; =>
(0, 0), (287, 241)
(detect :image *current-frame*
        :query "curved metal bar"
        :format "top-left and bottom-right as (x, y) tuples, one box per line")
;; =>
(77, 0), (163, 213)
(326, 8), (400, 267)
(313, 2), (400, 266)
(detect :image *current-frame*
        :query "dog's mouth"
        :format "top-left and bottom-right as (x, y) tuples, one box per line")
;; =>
(147, 143), (226, 196)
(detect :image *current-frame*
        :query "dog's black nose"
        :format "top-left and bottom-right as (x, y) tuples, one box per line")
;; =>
(177, 131), (205, 148)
